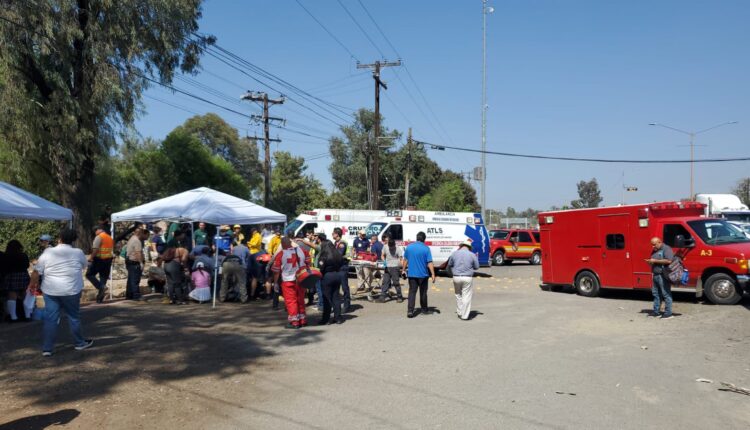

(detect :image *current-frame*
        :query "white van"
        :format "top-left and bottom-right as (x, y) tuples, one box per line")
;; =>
(284, 209), (388, 242)
(364, 210), (491, 270)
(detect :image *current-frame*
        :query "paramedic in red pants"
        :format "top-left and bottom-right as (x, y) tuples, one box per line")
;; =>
(646, 237), (674, 320)
(272, 237), (311, 329)
(402, 231), (436, 318)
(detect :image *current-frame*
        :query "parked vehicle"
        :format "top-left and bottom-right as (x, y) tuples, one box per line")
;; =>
(695, 193), (750, 224)
(365, 210), (490, 270)
(284, 209), (387, 241)
(538, 201), (750, 305)
(489, 229), (541, 265)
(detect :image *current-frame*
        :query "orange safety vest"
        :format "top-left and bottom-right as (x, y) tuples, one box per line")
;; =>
(96, 232), (114, 259)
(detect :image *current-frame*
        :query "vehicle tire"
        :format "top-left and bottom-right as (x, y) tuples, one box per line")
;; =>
(574, 271), (600, 297)
(703, 273), (743, 305)
(492, 251), (505, 266)
(529, 252), (541, 265)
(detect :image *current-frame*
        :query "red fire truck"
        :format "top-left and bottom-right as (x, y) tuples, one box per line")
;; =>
(538, 201), (750, 305)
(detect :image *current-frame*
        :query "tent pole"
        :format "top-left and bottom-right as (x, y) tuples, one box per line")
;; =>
(212, 232), (219, 309)
(109, 221), (114, 301)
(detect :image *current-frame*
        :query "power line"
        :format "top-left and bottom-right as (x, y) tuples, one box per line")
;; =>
(294, 0), (360, 62)
(418, 140), (750, 164)
(336, 0), (385, 58)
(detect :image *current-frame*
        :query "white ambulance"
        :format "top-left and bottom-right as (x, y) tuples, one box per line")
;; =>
(364, 210), (491, 270)
(284, 209), (388, 242)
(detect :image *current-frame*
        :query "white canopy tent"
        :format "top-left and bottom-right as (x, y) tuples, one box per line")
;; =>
(111, 187), (286, 307)
(0, 181), (73, 222)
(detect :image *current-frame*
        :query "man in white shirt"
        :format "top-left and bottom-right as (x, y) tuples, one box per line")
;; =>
(30, 229), (93, 357)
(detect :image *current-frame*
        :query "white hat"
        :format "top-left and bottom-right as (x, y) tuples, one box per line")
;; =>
(196, 261), (205, 269)
(358, 229), (366, 235)
(460, 240), (473, 249)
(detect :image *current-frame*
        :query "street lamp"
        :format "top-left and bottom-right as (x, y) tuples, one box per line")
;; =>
(480, 0), (494, 223)
(649, 121), (738, 200)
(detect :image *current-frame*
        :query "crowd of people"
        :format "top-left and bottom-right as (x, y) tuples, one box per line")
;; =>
(1, 218), (487, 355)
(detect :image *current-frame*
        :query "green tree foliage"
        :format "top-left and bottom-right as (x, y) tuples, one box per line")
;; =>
(175, 113), (262, 194)
(0, 220), (63, 261)
(0, 0), (213, 243)
(329, 109), (478, 210)
(271, 151), (327, 219)
(571, 178), (603, 208)
(161, 130), (249, 198)
(732, 178), (750, 207)
(417, 179), (476, 212)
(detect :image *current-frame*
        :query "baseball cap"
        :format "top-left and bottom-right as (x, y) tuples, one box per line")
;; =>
(39, 234), (52, 241)
(233, 224), (241, 229)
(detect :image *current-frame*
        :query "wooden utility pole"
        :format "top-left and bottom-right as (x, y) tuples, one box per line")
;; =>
(241, 91), (284, 207)
(357, 60), (401, 210)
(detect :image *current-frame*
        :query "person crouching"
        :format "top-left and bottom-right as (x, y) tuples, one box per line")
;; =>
(271, 237), (311, 329)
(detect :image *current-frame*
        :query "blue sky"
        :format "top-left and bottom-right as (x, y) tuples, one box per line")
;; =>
(136, 0), (750, 210)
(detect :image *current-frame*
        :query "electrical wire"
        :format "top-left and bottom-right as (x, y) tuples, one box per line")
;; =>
(294, 0), (360, 62)
(418, 140), (750, 164)
(336, 0), (385, 58)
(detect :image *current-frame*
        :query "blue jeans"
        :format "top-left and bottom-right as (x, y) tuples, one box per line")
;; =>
(126, 262), (142, 299)
(339, 265), (351, 310)
(652, 273), (672, 316)
(43, 293), (86, 352)
(316, 280), (323, 310)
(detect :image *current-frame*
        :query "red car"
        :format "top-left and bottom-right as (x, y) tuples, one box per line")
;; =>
(489, 229), (542, 265)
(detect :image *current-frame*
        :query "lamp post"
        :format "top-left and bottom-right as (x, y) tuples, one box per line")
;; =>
(481, 0), (494, 222)
(649, 121), (738, 200)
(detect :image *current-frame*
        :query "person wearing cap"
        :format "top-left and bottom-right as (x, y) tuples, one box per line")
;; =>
(268, 229), (282, 255)
(189, 261), (212, 303)
(38, 234), (53, 255)
(232, 225), (245, 247)
(86, 225), (114, 303)
(216, 225), (233, 255)
(447, 240), (480, 320)
(352, 229), (372, 292)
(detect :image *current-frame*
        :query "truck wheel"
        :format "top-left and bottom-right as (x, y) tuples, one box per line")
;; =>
(703, 273), (742, 305)
(492, 251), (505, 266)
(529, 252), (541, 265)
(575, 271), (600, 297)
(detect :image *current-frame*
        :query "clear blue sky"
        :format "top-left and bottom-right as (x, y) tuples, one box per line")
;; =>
(136, 0), (750, 211)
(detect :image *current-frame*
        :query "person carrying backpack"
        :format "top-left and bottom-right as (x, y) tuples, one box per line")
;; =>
(646, 237), (675, 319)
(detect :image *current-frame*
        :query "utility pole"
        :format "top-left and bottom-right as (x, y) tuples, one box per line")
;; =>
(357, 59), (402, 210)
(242, 91), (284, 207)
(405, 127), (412, 208)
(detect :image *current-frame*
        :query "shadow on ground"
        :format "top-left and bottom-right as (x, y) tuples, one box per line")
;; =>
(0, 408), (80, 429)
(0, 299), (324, 408)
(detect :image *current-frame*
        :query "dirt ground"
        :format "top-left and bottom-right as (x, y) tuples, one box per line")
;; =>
(1, 265), (749, 429)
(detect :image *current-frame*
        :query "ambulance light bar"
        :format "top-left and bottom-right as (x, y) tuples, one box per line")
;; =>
(305, 211), (318, 216)
(325, 215), (331, 221)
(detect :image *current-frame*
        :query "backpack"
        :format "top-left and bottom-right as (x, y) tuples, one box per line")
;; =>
(667, 257), (685, 283)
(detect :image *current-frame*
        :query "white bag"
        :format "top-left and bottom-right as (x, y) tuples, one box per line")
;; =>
(23, 291), (36, 318)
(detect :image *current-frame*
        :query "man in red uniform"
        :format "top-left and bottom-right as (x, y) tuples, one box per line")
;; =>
(272, 237), (311, 329)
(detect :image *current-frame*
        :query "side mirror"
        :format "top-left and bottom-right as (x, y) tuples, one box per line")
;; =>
(675, 235), (695, 248)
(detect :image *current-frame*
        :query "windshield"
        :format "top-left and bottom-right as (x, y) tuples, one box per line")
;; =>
(284, 219), (303, 236)
(687, 219), (750, 245)
(365, 222), (386, 238)
(491, 230), (510, 240)
(723, 213), (750, 223)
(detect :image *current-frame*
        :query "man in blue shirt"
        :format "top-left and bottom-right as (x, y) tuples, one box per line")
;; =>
(402, 231), (436, 318)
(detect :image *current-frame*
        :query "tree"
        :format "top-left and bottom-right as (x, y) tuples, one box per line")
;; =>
(161, 130), (249, 198)
(175, 114), (262, 195)
(571, 178), (603, 208)
(732, 178), (750, 207)
(328, 109), (477, 210)
(0, 0), (213, 244)
(418, 179), (476, 212)
(271, 151), (327, 219)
